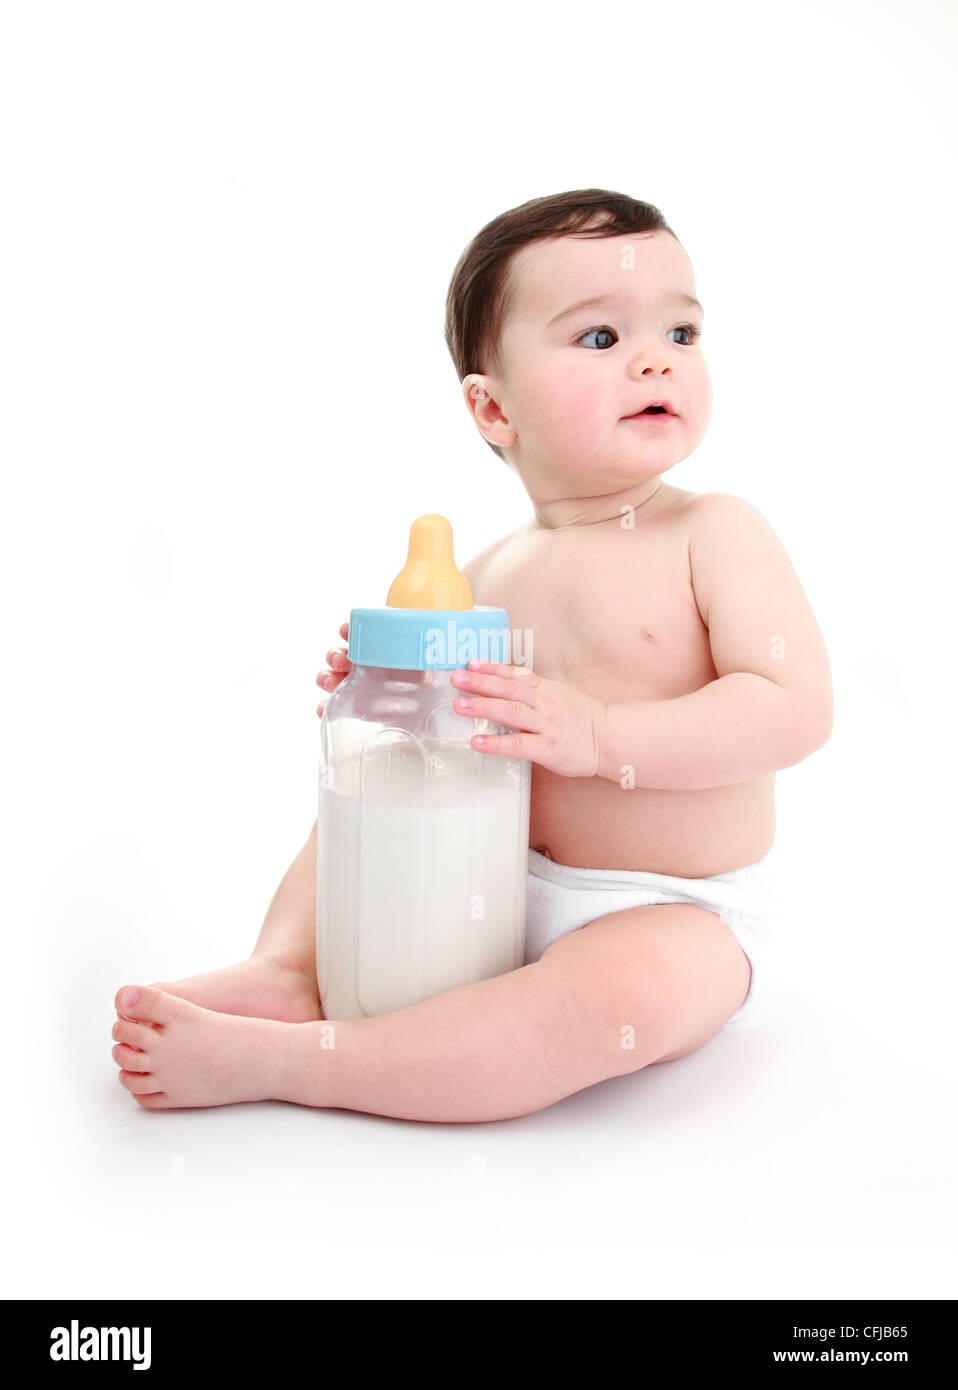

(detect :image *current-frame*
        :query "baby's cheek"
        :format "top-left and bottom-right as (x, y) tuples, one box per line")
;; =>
(684, 362), (713, 434)
(531, 374), (604, 452)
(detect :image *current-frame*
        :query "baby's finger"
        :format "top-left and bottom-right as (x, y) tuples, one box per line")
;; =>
(316, 623), (350, 715)
(457, 694), (544, 734)
(468, 660), (537, 682)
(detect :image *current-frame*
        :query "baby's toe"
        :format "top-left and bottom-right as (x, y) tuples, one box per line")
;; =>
(112, 1018), (155, 1052)
(112, 1042), (151, 1071)
(118, 1069), (162, 1095)
(134, 1092), (172, 1109)
(114, 984), (186, 1027)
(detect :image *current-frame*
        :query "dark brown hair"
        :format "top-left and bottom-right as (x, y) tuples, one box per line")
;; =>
(444, 189), (677, 461)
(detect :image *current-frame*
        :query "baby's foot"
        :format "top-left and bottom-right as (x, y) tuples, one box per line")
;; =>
(112, 985), (303, 1109)
(146, 956), (322, 1024)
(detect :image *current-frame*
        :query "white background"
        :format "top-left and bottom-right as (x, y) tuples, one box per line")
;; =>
(2, 0), (955, 1300)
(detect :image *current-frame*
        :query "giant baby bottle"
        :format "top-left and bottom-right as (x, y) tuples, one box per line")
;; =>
(316, 514), (531, 1020)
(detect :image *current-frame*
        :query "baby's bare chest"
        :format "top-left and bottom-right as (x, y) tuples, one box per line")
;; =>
(479, 522), (717, 705)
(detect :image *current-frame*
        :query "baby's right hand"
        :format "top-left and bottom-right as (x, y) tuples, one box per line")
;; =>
(316, 621), (351, 718)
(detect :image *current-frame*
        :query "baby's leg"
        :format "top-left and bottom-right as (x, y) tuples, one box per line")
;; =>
(112, 900), (751, 1119)
(140, 822), (322, 1024)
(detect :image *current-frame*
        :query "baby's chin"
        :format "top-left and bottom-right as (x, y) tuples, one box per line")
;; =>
(514, 438), (682, 489)
(616, 440), (694, 474)
(593, 451), (681, 484)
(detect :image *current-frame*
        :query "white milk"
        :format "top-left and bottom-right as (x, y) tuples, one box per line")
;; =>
(317, 754), (530, 1020)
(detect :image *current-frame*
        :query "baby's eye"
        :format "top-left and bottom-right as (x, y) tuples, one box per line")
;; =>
(575, 323), (702, 350)
(576, 325), (618, 350)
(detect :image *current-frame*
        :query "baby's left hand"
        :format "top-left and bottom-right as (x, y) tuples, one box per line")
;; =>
(451, 660), (606, 778)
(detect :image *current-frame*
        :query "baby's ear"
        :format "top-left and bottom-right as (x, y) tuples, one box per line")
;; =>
(463, 375), (488, 402)
(462, 377), (516, 456)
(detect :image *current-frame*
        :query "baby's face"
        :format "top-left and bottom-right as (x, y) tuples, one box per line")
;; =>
(472, 230), (711, 497)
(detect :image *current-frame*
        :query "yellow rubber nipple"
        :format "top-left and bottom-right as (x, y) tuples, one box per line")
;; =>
(386, 514), (474, 610)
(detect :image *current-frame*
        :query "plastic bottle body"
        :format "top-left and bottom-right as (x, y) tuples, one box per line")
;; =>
(316, 664), (531, 1020)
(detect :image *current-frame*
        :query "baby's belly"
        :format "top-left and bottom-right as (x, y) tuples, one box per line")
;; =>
(529, 766), (776, 877)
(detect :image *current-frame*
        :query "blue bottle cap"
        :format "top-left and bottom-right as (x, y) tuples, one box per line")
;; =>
(347, 606), (512, 672)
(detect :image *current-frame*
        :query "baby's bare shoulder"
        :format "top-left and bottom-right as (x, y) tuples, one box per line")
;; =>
(684, 488), (780, 563)
(685, 490), (796, 615)
(685, 488), (761, 527)
(461, 527), (522, 595)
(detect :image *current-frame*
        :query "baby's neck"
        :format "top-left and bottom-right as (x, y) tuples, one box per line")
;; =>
(531, 476), (665, 530)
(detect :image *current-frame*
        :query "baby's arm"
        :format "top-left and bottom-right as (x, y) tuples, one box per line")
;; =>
(597, 493), (834, 788)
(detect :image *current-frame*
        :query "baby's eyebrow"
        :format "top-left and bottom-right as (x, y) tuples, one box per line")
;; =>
(547, 291), (703, 327)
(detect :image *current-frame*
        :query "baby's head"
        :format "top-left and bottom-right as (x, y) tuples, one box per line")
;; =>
(444, 189), (711, 516)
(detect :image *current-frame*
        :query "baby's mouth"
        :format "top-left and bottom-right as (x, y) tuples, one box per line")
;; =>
(623, 407), (678, 421)
(622, 399), (678, 419)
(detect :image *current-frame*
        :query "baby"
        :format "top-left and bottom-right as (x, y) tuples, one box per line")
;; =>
(111, 189), (833, 1122)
